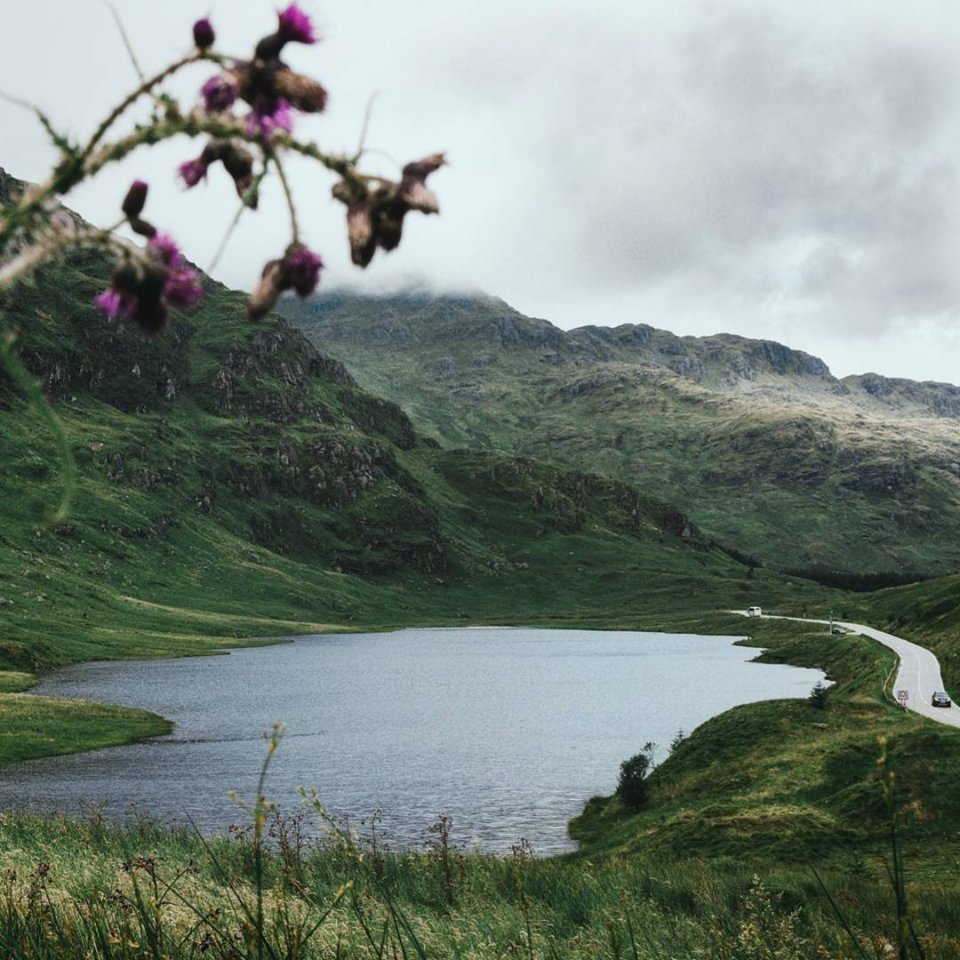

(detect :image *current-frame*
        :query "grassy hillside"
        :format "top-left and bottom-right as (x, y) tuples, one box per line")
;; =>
(570, 616), (960, 865)
(282, 290), (960, 580)
(0, 241), (842, 764)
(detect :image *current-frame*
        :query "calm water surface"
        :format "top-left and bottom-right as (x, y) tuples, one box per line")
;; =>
(0, 628), (825, 853)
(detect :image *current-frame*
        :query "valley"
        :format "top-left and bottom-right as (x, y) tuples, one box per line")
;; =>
(3, 172), (960, 956)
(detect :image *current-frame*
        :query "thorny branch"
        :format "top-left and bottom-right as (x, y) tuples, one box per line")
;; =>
(0, 3), (445, 518)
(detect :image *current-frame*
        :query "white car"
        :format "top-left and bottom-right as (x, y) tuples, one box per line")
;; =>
(747, 606), (762, 617)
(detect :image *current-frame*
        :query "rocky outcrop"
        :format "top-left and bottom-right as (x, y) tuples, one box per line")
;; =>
(844, 373), (960, 419)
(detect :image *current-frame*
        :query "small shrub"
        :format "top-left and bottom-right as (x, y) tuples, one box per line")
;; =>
(617, 742), (656, 809)
(809, 681), (829, 710)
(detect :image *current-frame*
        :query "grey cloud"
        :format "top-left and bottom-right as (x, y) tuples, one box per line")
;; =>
(524, 7), (960, 336)
(4, 0), (960, 382)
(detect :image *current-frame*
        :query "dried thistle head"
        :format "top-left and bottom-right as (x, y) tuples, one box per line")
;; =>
(345, 201), (378, 267)
(272, 67), (328, 113)
(398, 153), (446, 213)
(331, 154), (446, 267)
(248, 258), (286, 320)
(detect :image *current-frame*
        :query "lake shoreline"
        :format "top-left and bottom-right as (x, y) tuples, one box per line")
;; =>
(0, 610), (790, 770)
(0, 621), (827, 854)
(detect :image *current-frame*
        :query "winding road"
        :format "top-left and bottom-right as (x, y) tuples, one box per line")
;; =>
(736, 612), (960, 729)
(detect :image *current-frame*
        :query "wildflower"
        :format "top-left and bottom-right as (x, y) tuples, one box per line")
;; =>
(95, 234), (203, 335)
(149, 232), (180, 266)
(245, 97), (293, 139)
(277, 3), (316, 44)
(193, 18), (215, 50)
(284, 243), (323, 296)
(331, 153), (445, 267)
(178, 141), (256, 203)
(255, 3), (317, 59)
(247, 242), (323, 319)
(94, 288), (127, 320)
(178, 158), (207, 188)
(201, 74), (237, 113)
(223, 4), (326, 135)
(164, 265), (204, 309)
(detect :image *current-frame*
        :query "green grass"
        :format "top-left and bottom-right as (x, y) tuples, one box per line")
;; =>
(570, 616), (960, 878)
(0, 693), (171, 763)
(1, 721), (959, 958)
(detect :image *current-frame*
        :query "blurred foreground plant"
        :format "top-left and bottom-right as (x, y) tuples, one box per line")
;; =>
(0, 3), (444, 518)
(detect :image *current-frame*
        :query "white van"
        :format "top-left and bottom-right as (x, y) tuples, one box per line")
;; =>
(747, 606), (762, 617)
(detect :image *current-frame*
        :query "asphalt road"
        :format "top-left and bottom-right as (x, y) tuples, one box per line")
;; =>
(735, 611), (960, 729)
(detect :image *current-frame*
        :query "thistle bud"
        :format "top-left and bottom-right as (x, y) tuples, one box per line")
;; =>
(127, 215), (157, 240)
(201, 74), (237, 113)
(121, 180), (149, 218)
(220, 142), (256, 203)
(283, 243), (323, 297)
(193, 18), (215, 50)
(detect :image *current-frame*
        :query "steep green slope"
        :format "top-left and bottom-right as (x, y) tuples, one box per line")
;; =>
(282, 290), (960, 579)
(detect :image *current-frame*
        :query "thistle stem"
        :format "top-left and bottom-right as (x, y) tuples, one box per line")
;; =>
(270, 151), (300, 243)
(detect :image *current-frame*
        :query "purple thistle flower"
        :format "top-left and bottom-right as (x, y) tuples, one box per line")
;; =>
(284, 243), (323, 297)
(244, 98), (293, 139)
(94, 232), (203, 334)
(193, 18), (215, 49)
(149, 233), (182, 267)
(164, 267), (204, 308)
(178, 158), (208, 188)
(94, 288), (127, 320)
(149, 234), (203, 307)
(201, 74), (237, 113)
(277, 4), (316, 44)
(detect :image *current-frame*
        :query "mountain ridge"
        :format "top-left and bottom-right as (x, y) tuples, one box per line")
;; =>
(282, 289), (960, 578)
(294, 287), (960, 413)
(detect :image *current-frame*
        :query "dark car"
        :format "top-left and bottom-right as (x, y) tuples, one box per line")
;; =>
(932, 691), (952, 708)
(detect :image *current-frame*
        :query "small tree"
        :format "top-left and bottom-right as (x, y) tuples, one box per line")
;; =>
(809, 680), (829, 710)
(617, 741), (656, 809)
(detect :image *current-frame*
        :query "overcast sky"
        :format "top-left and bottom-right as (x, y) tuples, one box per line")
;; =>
(3, 1), (960, 383)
